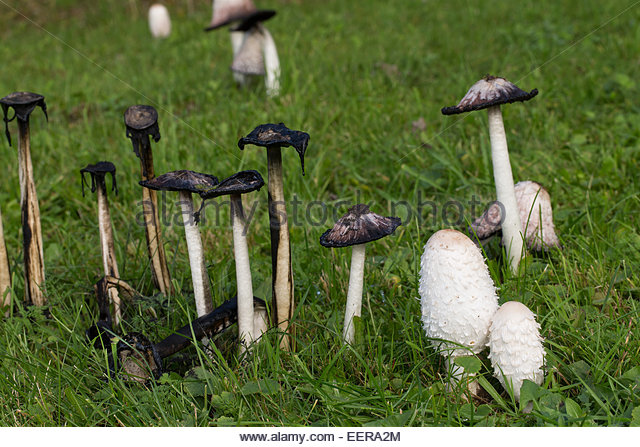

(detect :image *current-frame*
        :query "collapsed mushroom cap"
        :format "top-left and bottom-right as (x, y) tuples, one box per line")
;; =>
(419, 229), (499, 356)
(80, 161), (118, 196)
(441, 75), (538, 115)
(199, 169), (265, 199)
(487, 301), (545, 400)
(238, 122), (310, 174)
(124, 105), (158, 131)
(0, 91), (48, 145)
(115, 332), (162, 383)
(319, 204), (402, 248)
(139, 170), (220, 194)
(469, 181), (560, 251)
(205, 0), (274, 31)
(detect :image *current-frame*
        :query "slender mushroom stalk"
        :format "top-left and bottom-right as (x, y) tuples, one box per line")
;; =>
(1, 92), (48, 306)
(419, 229), (499, 397)
(320, 204), (401, 345)
(124, 105), (174, 295)
(148, 4), (171, 39)
(238, 123), (310, 350)
(199, 170), (265, 352)
(81, 161), (124, 324)
(0, 206), (11, 315)
(140, 170), (219, 317)
(106, 295), (266, 382)
(442, 75), (538, 274)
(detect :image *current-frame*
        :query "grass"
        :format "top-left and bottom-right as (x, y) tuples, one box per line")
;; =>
(0, 0), (639, 427)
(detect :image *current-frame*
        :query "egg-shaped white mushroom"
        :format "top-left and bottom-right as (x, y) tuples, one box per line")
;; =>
(515, 181), (560, 251)
(488, 301), (545, 401)
(148, 4), (171, 39)
(419, 229), (499, 391)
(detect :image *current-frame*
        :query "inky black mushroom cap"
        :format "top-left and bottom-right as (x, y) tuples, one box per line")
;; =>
(238, 123), (310, 175)
(124, 105), (158, 131)
(1, 91), (48, 146)
(80, 161), (118, 197)
(441, 75), (538, 115)
(139, 170), (219, 194)
(319, 204), (402, 248)
(230, 10), (276, 32)
(115, 332), (162, 382)
(199, 170), (265, 199)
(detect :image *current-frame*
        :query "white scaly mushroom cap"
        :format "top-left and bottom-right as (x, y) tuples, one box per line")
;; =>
(488, 301), (545, 400)
(515, 181), (560, 251)
(419, 229), (499, 357)
(148, 4), (171, 39)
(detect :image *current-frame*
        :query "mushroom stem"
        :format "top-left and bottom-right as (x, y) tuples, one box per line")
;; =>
(266, 146), (294, 350)
(444, 356), (480, 397)
(343, 243), (365, 345)
(95, 175), (122, 324)
(487, 105), (524, 273)
(138, 138), (174, 295)
(17, 119), (46, 306)
(230, 194), (254, 352)
(0, 206), (11, 315)
(178, 190), (213, 317)
(260, 26), (280, 97)
(230, 30), (248, 85)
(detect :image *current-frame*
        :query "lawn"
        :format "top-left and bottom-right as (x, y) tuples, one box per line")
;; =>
(0, 0), (639, 426)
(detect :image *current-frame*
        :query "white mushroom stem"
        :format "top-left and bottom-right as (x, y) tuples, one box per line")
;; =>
(0, 206), (11, 315)
(444, 357), (480, 397)
(266, 147), (294, 350)
(230, 30), (248, 85)
(343, 243), (365, 345)
(178, 190), (213, 317)
(487, 105), (524, 273)
(230, 193), (255, 353)
(17, 119), (46, 306)
(96, 177), (122, 325)
(260, 25), (280, 97)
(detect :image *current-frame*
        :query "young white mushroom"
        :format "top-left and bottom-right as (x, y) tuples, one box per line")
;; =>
(470, 180), (560, 251)
(488, 301), (545, 408)
(148, 4), (171, 39)
(320, 204), (401, 345)
(199, 170), (265, 353)
(0, 206), (10, 315)
(1, 91), (48, 306)
(140, 170), (219, 317)
(442, 76), (538, 274)
(419, 229), (499, 395)
(238, 123), (310, 351)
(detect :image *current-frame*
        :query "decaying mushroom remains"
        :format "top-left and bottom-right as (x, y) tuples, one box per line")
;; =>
(488, 301), (545, 401)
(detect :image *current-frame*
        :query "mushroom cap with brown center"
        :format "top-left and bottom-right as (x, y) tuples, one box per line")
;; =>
(319, 204), (401, 248)
(441, 75), (538, 115)
(238, 122), (310, 174)
(139, 170), (219, 194)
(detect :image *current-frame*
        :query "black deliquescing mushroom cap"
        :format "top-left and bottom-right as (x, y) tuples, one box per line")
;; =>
(114, 332), (162, 382)
(80, 161), (118, 197)
(441, 75), (538, 115)
(238, 123), (310, 175)
(0, 91), (48, 146)
(319, 204), (402, 248)
(139, 170), (219, 194)
(124, 105), (161, 158)
(199, 170), (265, 200)
(230, 10), (276, 32)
